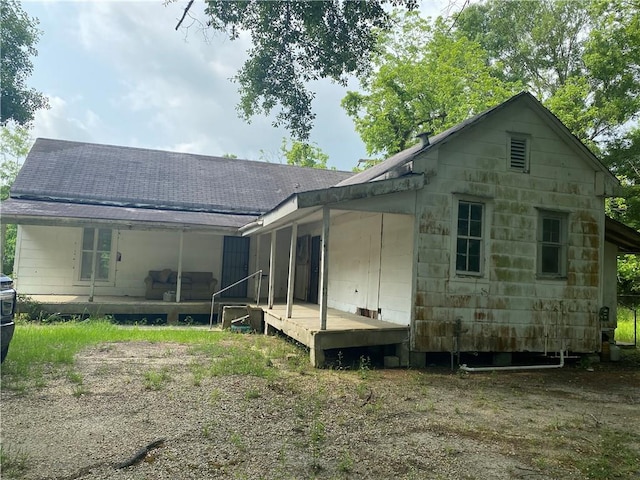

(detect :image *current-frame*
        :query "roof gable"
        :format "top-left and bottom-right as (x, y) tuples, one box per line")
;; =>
(339, 92), (619, 193)
(11, 139), (353, 215)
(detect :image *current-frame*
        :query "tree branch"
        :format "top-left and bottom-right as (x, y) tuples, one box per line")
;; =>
(175, 0), (195, 31)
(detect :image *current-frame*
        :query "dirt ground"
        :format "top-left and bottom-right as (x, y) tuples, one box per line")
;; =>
(1, 340), (639, 480)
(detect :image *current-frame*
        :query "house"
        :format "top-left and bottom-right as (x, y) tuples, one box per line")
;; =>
(2, 92), (639, 366)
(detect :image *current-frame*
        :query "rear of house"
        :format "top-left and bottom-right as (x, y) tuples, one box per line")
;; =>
(2, 93), (638, 366)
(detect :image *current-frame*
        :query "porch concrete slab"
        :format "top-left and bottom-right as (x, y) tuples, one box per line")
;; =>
(263, 303), (409, 367)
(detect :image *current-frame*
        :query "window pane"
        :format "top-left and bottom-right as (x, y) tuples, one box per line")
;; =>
(97, 229), (112, 251)
(456, 253), (467, 271)
(469, 239), (480, 257)
(458, 202), (469, 219)
(541, 245), (560, 274)
(470, 204), (482, 221)
(81, 252), (93, 280)
(458, 218), (469, 236)
(468, 254), (481, 272)
(82, 228), (95, 250)
(543, 218), (560, 243)
(469, 219), (482, 237)
(97, 253), (110, 279)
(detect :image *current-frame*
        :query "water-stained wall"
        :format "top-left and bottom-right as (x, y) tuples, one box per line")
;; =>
(412, 102), (605, 353)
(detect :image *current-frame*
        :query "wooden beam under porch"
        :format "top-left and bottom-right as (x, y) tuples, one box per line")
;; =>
(262, 302), (410, 367)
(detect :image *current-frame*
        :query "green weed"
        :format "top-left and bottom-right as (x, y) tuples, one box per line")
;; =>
(615, 307), (638, 343)
(0, 446), (30, 479)
(143, 368), (171, 390)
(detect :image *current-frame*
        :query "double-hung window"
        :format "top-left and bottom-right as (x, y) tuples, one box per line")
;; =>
(538, 211), (567, 278)
(80, 228), (113, 281)
(456, 201), (484, 275)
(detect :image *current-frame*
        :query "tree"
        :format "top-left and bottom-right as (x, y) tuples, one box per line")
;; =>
(279, 138), (329, 169)
(1, 0), (48, 126)
(341, 13), (522, 156)
(175, 0), (418, 140)
(0, 124), (32, 274)
(455, 0), (640, 150)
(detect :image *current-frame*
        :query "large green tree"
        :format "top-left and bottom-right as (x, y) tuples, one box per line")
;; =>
(176, 0), (417, 140)
(342, 13), (522, 156)
(1, 0), (48, 126)
(455, 0), (640, 150)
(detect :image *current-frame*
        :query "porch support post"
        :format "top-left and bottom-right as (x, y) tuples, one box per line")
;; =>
(255, 234), (261, 302)
(88, 227), (99, 302)
(268, 230), (276, 309)
(176, 230), (184, 303)
(320, 206), (330, 330)
(286, 223), (298, 319)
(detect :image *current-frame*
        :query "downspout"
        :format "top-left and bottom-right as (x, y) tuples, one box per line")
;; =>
(459, 349), (565, 372)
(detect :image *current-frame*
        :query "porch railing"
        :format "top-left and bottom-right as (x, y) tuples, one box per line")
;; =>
(209, 270), (263, 329)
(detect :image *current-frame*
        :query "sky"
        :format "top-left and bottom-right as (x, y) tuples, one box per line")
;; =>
(21, 0), (450, 172)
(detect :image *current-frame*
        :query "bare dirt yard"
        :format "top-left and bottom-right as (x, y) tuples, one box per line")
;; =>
(2, 339), (639, 480)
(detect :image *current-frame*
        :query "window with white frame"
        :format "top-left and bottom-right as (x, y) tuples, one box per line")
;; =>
(538, 211), (567, 277)
(456, 201), (484, 274)
(80, 228), (113, 281)
(508, 134), (530, 172)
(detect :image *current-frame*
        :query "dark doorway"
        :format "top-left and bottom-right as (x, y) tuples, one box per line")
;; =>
(308, 235), (321, 304)
(221, 236), (250, 298)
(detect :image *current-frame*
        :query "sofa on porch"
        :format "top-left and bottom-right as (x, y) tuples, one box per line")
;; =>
(144, 269), (218, 300)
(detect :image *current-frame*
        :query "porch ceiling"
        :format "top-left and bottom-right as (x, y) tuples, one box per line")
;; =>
(0, 198), (253, 232)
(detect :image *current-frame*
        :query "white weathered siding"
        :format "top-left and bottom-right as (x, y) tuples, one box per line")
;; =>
(326, 211), (413, 325)
(412, 102), (603, 353)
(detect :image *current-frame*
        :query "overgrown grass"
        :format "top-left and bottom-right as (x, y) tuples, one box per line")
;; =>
(0, 319), (305, 391)
(615, 307), (639, 344)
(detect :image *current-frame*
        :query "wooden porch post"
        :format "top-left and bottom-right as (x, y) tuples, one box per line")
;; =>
(286, 223), (298, 318)
(320, 207), (330, 330)
(268, 230), (276, 309)
(255, 234), (261, 302)
(176, 230), (184, 303)
(88, 227), (99, 302)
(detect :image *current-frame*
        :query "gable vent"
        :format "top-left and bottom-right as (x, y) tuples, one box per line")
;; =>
(510, 137), (528, 172)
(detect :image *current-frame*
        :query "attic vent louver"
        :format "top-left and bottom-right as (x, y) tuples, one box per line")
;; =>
(509, 136), (529, 172)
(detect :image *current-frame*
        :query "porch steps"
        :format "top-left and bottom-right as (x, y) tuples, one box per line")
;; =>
(221, 304), (263, 332)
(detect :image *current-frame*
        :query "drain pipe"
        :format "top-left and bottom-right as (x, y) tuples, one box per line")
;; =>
(459, 349), (565, 372)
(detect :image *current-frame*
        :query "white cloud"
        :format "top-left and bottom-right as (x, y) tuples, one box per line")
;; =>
(31, 95), (106, 143)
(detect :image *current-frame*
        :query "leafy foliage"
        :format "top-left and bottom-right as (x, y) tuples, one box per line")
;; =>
(1, 125), (32, 274)
(455, 0), (640, 150)
(280, 138), (329, 169)
(201, 0), (417, 140)
(342, 13), (521, 156)
(1, 0), (48, 126)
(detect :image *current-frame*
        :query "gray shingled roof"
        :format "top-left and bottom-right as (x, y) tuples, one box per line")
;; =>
(11, 139), (353, 215)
